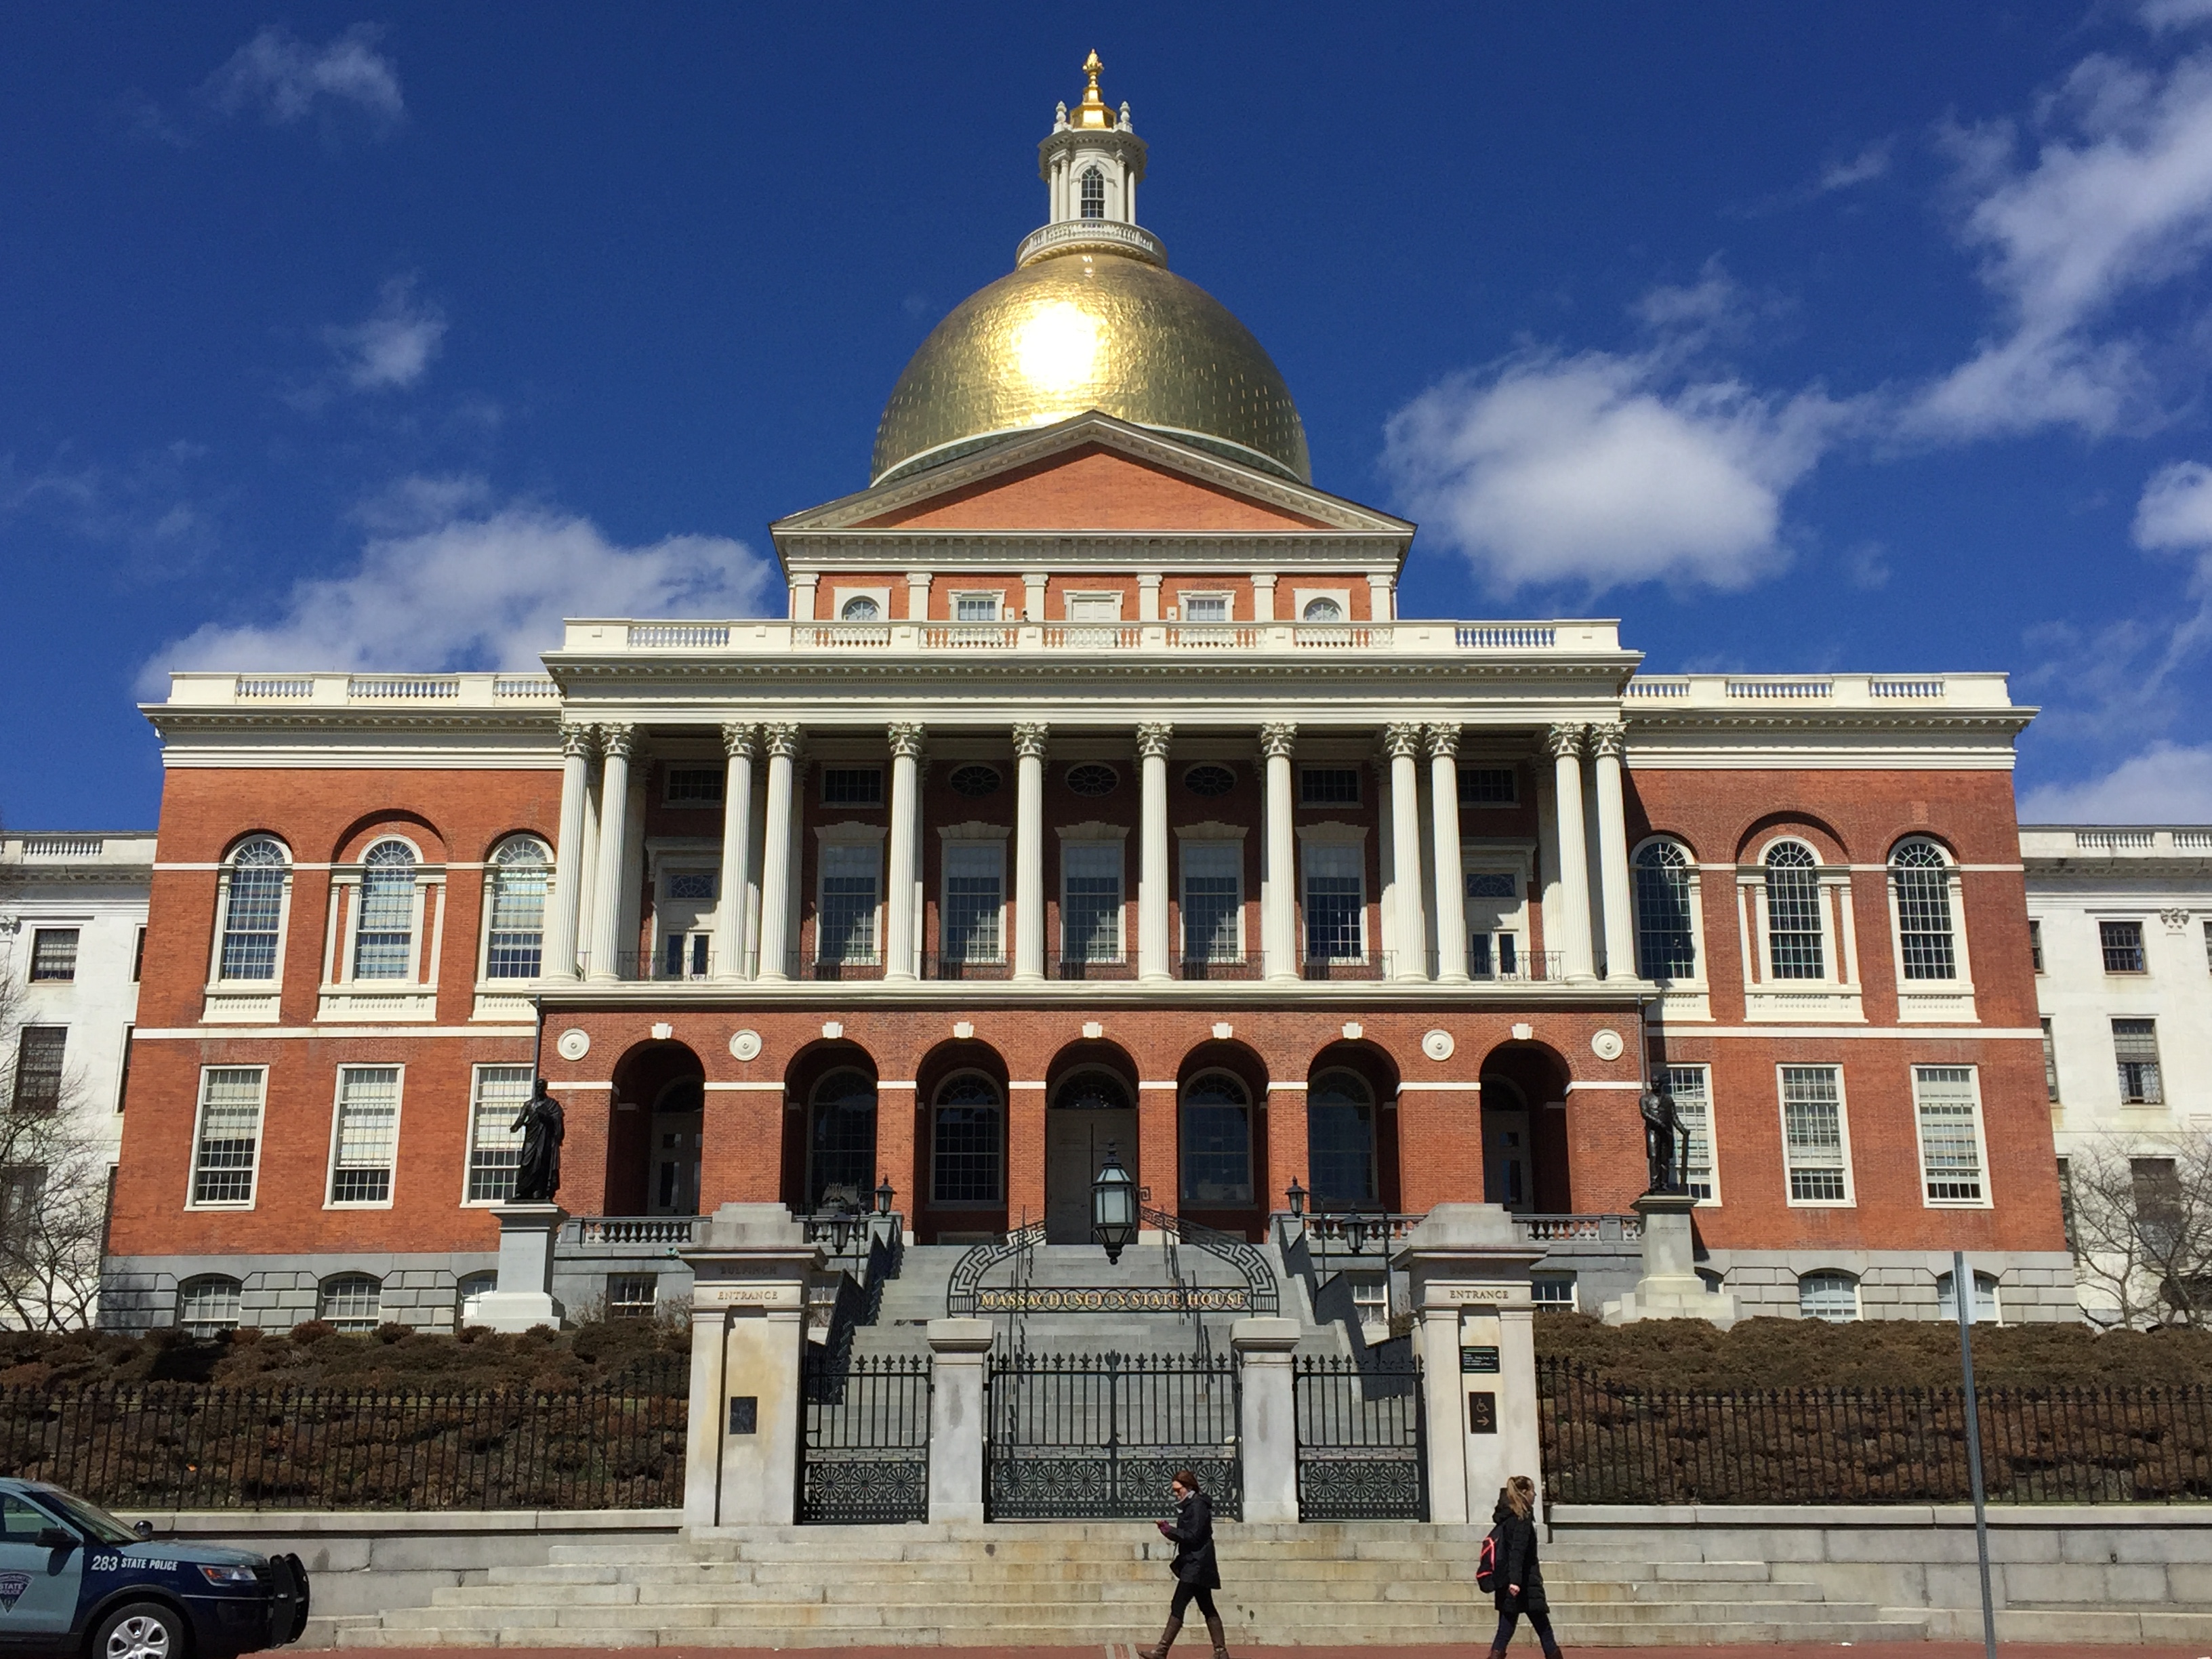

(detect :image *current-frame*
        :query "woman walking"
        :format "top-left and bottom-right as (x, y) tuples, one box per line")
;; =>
(1488, 1475), (1561, 1658)
(1141, 1469), (1228, 1659)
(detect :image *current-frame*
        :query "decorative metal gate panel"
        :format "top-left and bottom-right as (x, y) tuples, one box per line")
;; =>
(796, 1351), (930, 1524)
(987, 1351), (1241, 1520)
(1294, 1353), (1427, 1520)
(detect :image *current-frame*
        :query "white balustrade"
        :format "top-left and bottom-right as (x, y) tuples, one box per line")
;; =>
(348, 676), (461, 700)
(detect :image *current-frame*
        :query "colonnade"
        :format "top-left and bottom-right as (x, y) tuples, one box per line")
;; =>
(539, 716), (1641, 985)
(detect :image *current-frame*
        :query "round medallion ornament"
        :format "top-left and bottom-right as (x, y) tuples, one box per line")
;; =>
(1065, 762), (1119, 798)
(949, 764), (1002, 798)
(1591, 1028), (1625, 1062)
(1183, 764), (1235, 798)
(555, 1028), (590, 1062)
(729, 1029), (762, 1062)
(1422, 1029), (1455, 1063)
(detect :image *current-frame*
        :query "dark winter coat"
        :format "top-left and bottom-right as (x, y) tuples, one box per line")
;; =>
(1163, 1491), (1221, 1591)
(1490, 1500), (1548, 1616)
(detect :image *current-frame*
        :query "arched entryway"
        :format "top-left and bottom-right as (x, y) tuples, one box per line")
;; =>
(1176, 1040), (1269, 1239)
(1043, 1041), (1140, 1243)
(607, 1041), (705, 1216)
(779, 1042), (880, 1214)
(914, 1040), (1009, 1242)
(1476, 1041), (1573, 1214)
(1305, 1042), (1401, 1212)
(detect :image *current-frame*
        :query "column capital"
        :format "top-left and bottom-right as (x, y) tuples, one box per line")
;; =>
(1543, 722), (1588, 761)
(1422, 722), (1460, 761)
(1585, 721), (1627, 758)
(560, 723), (599, 759)
(1136, 571), (1164, 592)
(1012, 722), (1050, 759)
(598, 722), (638, 761)
(1135, 722), (1174, 760)
(719, 721), (758, 760)
(1258, 721), (1298, 759)
(1381, 721), (1425, 760)
(888, 722), (928, 758)
(762, 722), (803, 759)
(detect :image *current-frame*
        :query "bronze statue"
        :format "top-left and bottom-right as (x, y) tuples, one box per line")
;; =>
(510, 1078), (565, 1203)
(1639, 1081), (1683, 1195)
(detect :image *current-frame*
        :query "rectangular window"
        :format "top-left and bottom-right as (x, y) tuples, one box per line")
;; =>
(2102, 919), (2147, 973)
(466, 1065), (533, 1202)
(952, 592), (1000, 622)
(352, 865), (415, 981)
(663, 766), (724, 806)
(1458, 766), (1519, 806)
(941, 843), (1005, 964)
(1302, 842), (1365, 964)
(820, 766), (884, 806)
(817, 844), (880, 966)
(1182, 593), (1229, 623)
(28, 928), (77, 983)
(2042, 1017), (2060, 1104)
(1531, 1275), (1578, 1313)
(1779, 1065), (1850, 1204)
(2029, 918), (2044, 974)
(191, 1066), (266, 1206)
(1664, 1064), (1717, 1204)
(132, 926), (146, 983)
(607, 1274), (657, 1319)
(1298, 766), (1361, 806)
(116, 1025), (133, 1114)
(1061, 842), (1124, 964)
(1180, 842), (1243, 965)
(2114, 1017), (2164, 1104)
(1913, 1065), (1986, 1204)
(1065, 592), (1121, 621)
(10, 1029), (65, 1113)
(2133, 1156), (2181, 1233)
(1349, 1273), (1390, 1329)
(932, 1103), (1002, 1204)
(329, 1065), (401, 1205)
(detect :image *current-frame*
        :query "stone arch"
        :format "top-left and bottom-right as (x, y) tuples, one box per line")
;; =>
(1305, 1040), (1401, 1212)
(1733, 809), (1847, 865)
(1042, 1040), (1142, 1243)
(1475, 1039), (1574, 1214)
(331, 808), (447, 865)
(607, 1040), (706, 1216)
(779, 1040), (880, 1214)
(915, 1040), (1011, 1242)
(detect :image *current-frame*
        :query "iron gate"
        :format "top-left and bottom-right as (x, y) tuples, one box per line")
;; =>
(796, 1351), (930, 1523)
(986, 1351), (1242, 1519)
(1293, 1353), (1427, 1520)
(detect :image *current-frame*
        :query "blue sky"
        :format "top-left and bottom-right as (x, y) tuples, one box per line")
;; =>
(9, 4), (2212, 828)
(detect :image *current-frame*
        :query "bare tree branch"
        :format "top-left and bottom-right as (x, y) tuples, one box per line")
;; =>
(2068, 1136), (2212, 1330)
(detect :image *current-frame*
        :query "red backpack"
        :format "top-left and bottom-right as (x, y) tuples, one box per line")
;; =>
(1475, 1527), (1501, 1593)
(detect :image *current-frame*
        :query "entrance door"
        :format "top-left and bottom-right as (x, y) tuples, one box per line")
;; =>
(1483, 1109), (1530, 1211)
(648, 1106), (701, 1216)
(656, 867), (716, 979)
(1046, 1109), (1136, 1242)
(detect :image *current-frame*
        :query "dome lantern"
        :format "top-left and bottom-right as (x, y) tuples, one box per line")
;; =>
(1025, 51), (1158, 270)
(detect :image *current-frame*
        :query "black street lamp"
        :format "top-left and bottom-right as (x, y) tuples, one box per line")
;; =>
(1286, 1177), (1307, 1220)
(875, 1176), (895, 1217)
(1091, 1142), (1139, 1265)
(1344, 1216), (1372, 1255)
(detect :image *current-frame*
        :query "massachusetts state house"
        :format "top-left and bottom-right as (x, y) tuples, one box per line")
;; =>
(103, 60), (2073, 1335)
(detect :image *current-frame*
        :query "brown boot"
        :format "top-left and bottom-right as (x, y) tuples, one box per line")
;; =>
(1203, 1612), (1230, 1659)
(1141, 1616), (1181, 1659)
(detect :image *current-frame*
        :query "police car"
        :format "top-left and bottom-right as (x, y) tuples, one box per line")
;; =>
(0, 1479), (307, 1659)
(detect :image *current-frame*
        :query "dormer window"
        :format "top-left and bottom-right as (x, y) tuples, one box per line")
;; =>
(1080, 166), (1105, 220)
(1302, 596), (1344, 622)
(840, 595), (880, 621)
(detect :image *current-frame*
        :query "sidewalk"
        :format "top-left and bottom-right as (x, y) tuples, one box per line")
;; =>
(344, 1646), (2212, 1658)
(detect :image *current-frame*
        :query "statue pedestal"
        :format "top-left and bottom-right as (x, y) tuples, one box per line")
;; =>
(1601, 1192), (1736, 1328)
(467, 1202), (567, 1332)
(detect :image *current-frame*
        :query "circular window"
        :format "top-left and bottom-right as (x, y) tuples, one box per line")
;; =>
(948, 764), (1002, 798)
(1065, 763), (1119, 798)
(1303, 597), (1344, 622)
(840, 596), (880, 621)
(1184, 764), (1235, 798)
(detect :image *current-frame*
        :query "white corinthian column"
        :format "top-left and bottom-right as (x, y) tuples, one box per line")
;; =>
(884, 722), (926, 982)
(1136, 722), (1172, 981)
(586, 724), (636, 981)
(1260, 722), (1298, 981)
(546, 723), (595, 981)
(754, 724), (802, 983)
(1588, 721), (1637, 982)
(1546, 722), (1597, 983)
(1013, 723), (1049, 983)
(1427, 724), (1468, 985)
(1382, 722), (1428, 981)
(714, 722), (756, 981)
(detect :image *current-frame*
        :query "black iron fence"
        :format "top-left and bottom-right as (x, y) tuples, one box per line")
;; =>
(987, 1351), (1241, 1520)
(797, 1351), (930, 1524)
(1540, 1361), (2212, 1504)
(1294, 1354), (1426, 1520)
(0, 1372), (687, 1511)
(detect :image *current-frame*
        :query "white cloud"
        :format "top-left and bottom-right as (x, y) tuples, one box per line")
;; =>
(201, 24), (404, 131)
(2135, 457), (2212, 545)
(1912, 52), (2212, 436)
(2144, 0), (2212, 33)
(325, 276), (445, 392)
(1382, 342), (1848, 595)
(1817, 139), (1893, 194)
(140, 483), (774, 695)
(2019, 742), (2212, 821)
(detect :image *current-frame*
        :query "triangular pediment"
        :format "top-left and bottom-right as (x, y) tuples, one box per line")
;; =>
(771, 412), (1412, 539)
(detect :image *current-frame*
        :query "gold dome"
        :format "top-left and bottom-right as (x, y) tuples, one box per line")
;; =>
(872, 251), (1312, 486)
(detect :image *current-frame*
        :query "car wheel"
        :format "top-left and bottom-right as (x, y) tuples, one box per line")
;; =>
(94, 1602), (185, 1659)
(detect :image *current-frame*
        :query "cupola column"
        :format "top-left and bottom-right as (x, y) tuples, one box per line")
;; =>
(1383, 724), (1429, 982)
(585, 724), (636, 981)
(755, 726), (802, 983)
(1427, 725), (1469, 985)
(1546, 724), (1597, 983)
(1589, 723), (1638, 982)
(714, 722), (757, 981)
(1261, 723), (1298, 981)
(1012, 724), (1050, 982)
(546, 724), (596, 981)
(884, 724), (926, 982)
(1136, 722), (1173, 981)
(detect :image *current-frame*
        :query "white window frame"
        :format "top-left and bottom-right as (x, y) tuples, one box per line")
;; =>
(1631, 836), (1707, 990)
(1460, 844), (1534, 981)
(1292, 587), (1353, 623)
(1530, 1274), (1579, 1313)
(1797, 1269), (1860, 1322)
(929, 1069), (1005, 1208)
(813, 826), (886, 968)
(325, 1063), (404, 1210)
(1912, 1063), (1992, 1208)
(1296, 825), (1369, 965)
(462, 1063), (534, 1206)
(1887, 837), (1975, 1021)
(477, 835), (552, 985)
(177, 1275), (243, 1336)
(188, 1065), (268, 1210)
(1777, 1063), (1854, 1208)
(949, 590), (1003, 623)
(830, 585), (890, 623)
(1936, 1267), (2003, 1325)
(1664, 1063), (1719, 1206)
(1738, 836), (1862, 1023)
(1063, 590), (1125, 621)
(319, 1273), (383, 1333)
(1059, 836), (1126, 964)
(1176, 832), (1247, 965)
(207, 836), (293, 989)
(941, 834), (1008, 965)
(342, 836), (429, 983)
(1176, 590), (1231, 623)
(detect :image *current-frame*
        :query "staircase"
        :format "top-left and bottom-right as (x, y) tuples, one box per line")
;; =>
(342, 1523), (1932, 1648)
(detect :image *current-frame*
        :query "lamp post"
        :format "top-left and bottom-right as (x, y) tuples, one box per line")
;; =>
(1286, 1177), (1306, 1220)
(1091, 1143), (1138, 1265)
(875, 1176), (895, 1217)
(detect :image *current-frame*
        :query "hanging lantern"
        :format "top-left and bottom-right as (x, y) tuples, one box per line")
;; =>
(876, 1175), (895, 1217)
(1091, 1142), (1139, 1265)
(1286, 1176), (1307, 1220)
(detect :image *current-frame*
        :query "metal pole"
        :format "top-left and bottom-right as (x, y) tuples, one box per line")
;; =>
(1954, 1249), (1997, 1659)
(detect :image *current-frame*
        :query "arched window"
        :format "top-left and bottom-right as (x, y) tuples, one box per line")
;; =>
(319, 1273), (382, 1333)
(932, 1073), (1002, 1205)
(177, 1275), (242, 1337)
(1301, 596), (1343, 622)
(1633, 840), (1698, 981)
(1052, 1070), (1133, 1113)
(1080, 165), (1105, 219)
(1891, 840), (1957, 980)
(840, 595), (880, 621)
(1936, 1269), (2001, 1324)
(1797, 1269), (1858, 1323)
(1181, 1071), (1252, 1207)
(808, 1069), (878, 1211)
(353, 840), (417, 980)
(1764, 842), (1824, 980)
(218, 837), (289, 981)
(485, 837), (550, 979)
(1308, 1069), (1376, 1210)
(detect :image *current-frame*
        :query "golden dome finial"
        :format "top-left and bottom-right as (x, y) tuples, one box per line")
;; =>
(1074, 49), (1114, 128)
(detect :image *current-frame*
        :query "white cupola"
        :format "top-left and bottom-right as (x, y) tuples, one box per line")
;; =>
(1019, 52), (1164, 270)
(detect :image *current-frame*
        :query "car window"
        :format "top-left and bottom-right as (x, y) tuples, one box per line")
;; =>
(35, 1492), (135, 1547)
(0, 1496), (49, 1540)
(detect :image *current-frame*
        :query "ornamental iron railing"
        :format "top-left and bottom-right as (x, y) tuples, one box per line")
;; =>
(986, 1350), (1240, 1520)
(1294, 1353), (1427, 1520)
(796, 1351), (930, 1524)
